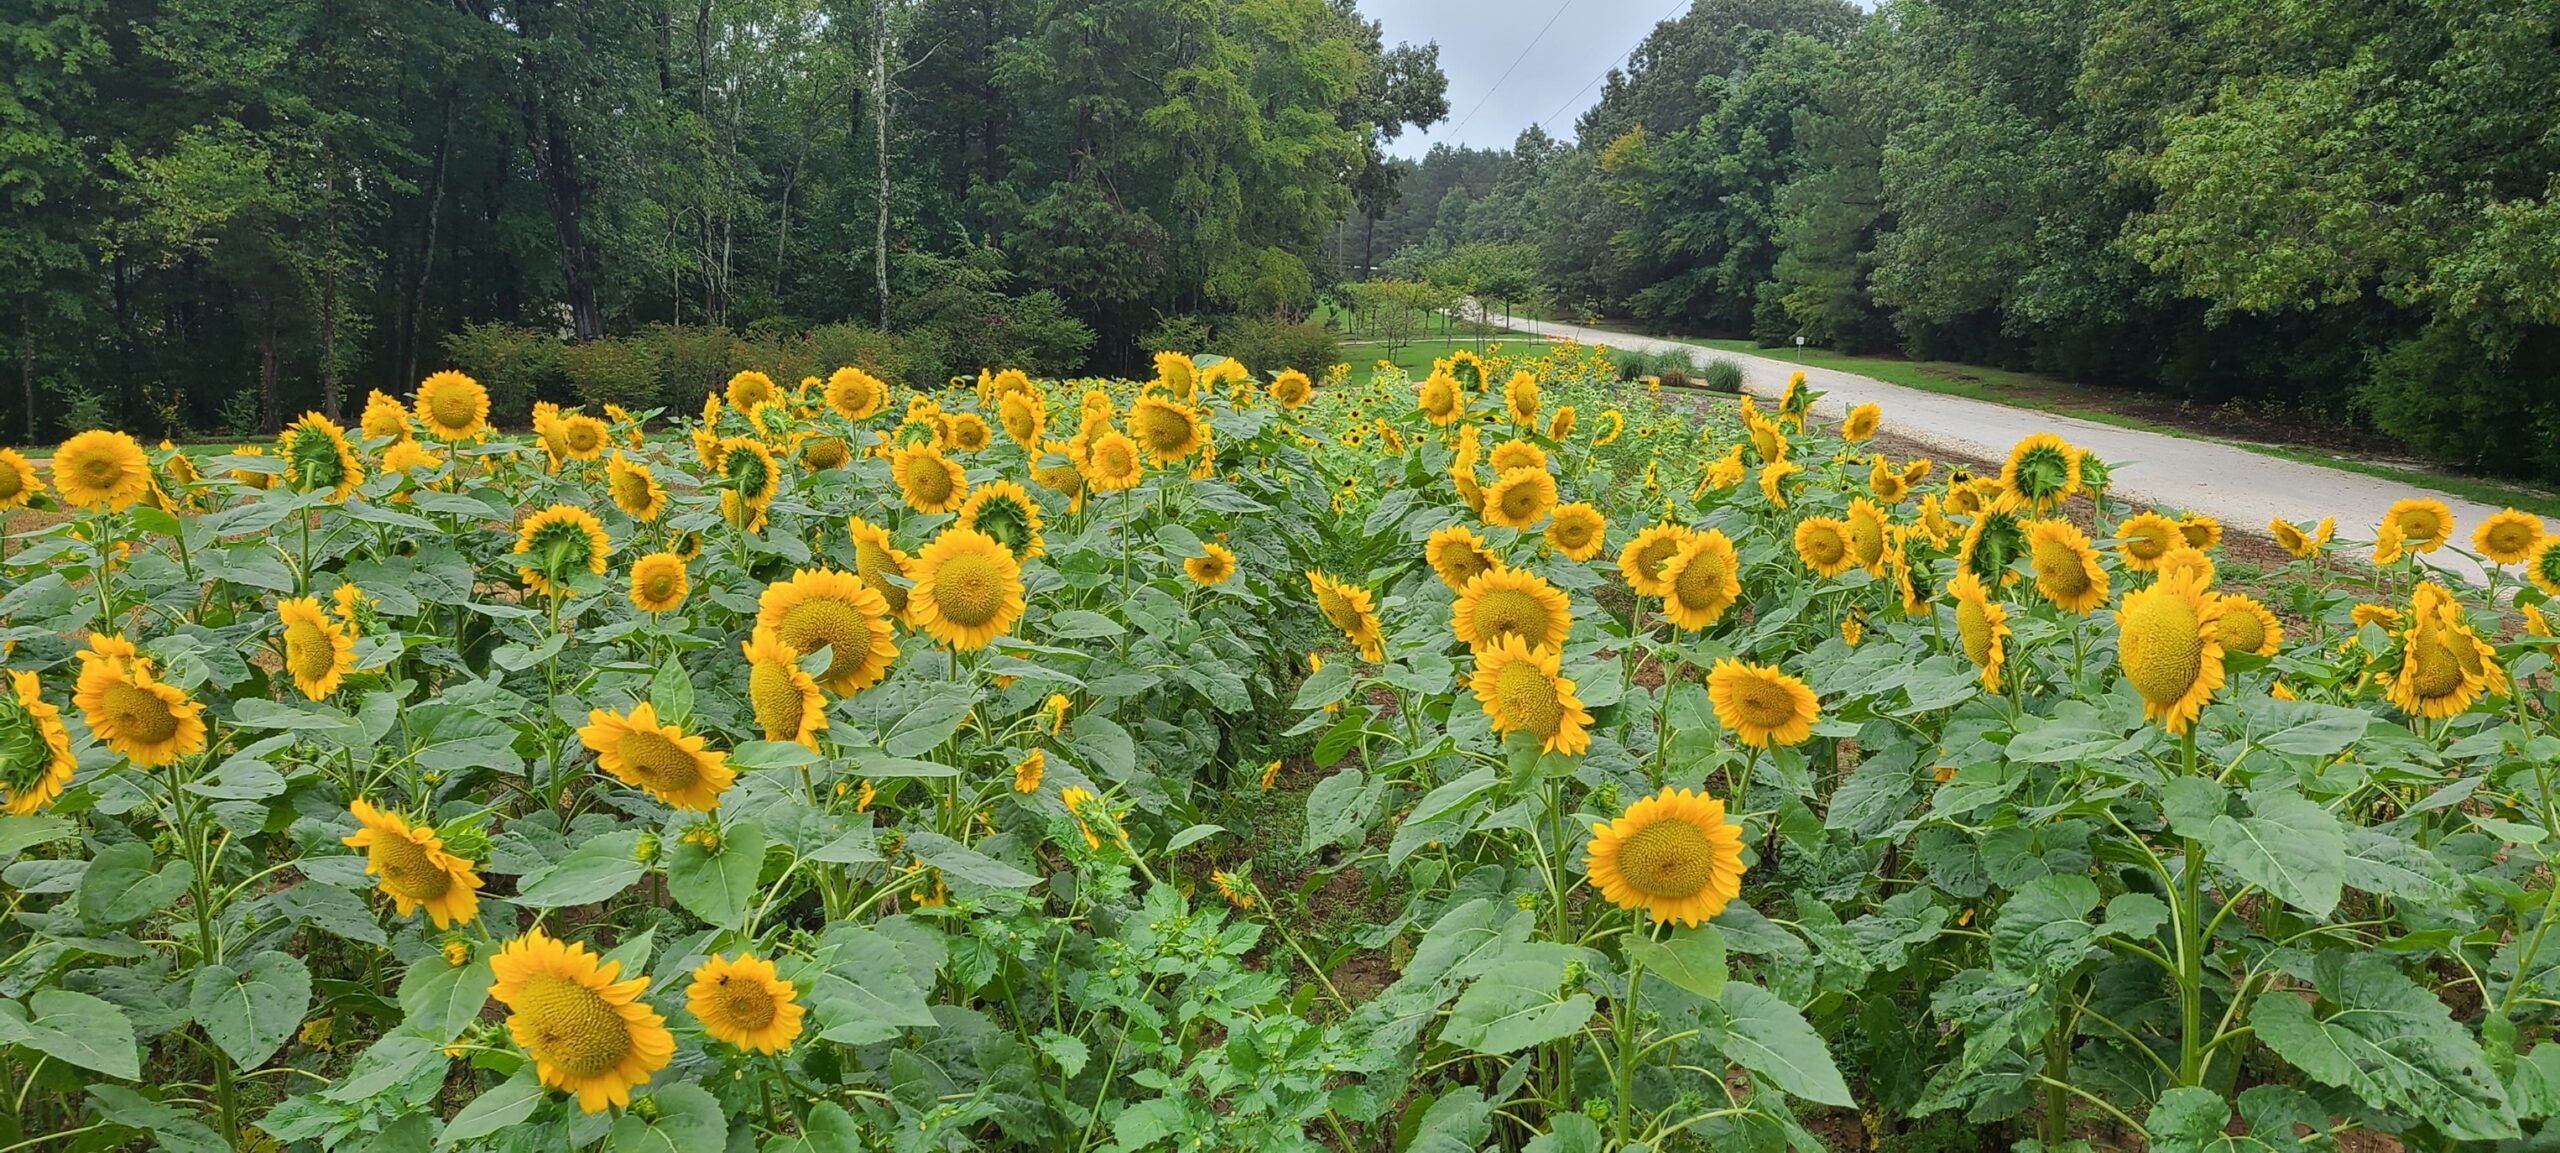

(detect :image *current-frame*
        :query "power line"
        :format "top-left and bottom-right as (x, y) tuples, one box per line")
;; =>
(1442, 0), (1576, 142)
(1535, 0), (1691, 136)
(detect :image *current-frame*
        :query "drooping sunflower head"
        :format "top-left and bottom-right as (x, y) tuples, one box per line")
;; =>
(724, 370), (779, 411)
(1548, 405), (1577, 441)
(1306, 570), (1385, 661)
(1947, 569), (2009, 691)
(1271, 369), (1314, 410)
(1959, 496), (2030, 587)
(2475, 509), (2546, 566)
(72, 654), (207, 768)
(52, 430), (152, 511)
(1186, 542), (1237, 586)
(1619, 522), (1697, 598)
(2268, 517), (2314, 559)
(1153, 351), (1197, 401)
(628, 552), (689, 614)
(846, 516), (916, 620)
(1030, 440), (1087, 509)
(1545, 502), (1607, 562)
(1658, 529), (1740, 631)
(1595, 409), (1625, 446)
(911, 526), (1029, 651)
(277, 596), (357, 700)
(687, 952), (805, 1055)
(1841, 403), (1881, 443)
(1844, 499), (1890, 574)
(742, 627), (827, 748)
(1426, 524), (1499, 590)
(2024, 518), (2109, 615)
(413, 371), (491, 441)
(890, 443), (968, 514)
(957, 480), (1045, 559)
(577, 700), (736, 811)
(1482, 466), (1558, 530)
(1488, 439), (1547, 475)
(2001, 433), (2081, 511)
(1869, 457), (1910, 504)
(1584, 787), (1746, 926)
(756, 567), (900, 693)
(514, 505), (612, 596)
(0, 672), (76, 817)
(341, 798), (482, 928)
(826, 366), (887, 420)
(2214, 593), (2282, 658)
(1757, 460), (1801, 508)
(1469, 634), (1592, 756)
(1082, 431), (1145, 493)
(1451, 566), (1573, 655)
(1706, 658), (1820, 747)
(593, 454), (660, 523)
(2113, 568), (2226, 735)
(488, 928), (675, 1113)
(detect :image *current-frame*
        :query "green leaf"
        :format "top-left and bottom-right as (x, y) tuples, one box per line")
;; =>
(2253, 954), (2515, 1140)
(1163, 823), (1224, 852)
(666, 821), (766, 929)
(1292, 658), (1354, 710)
(648, 653), (694, 727)
(433, 1071), (544, 1146)
(760, 1102), (862, 1153)
(1441, 958), (1595, 1054)
(0, 989), (140, 1079)
(2244, 696), (2372, 757)
(1626, 926), (1727, 1001)
(189, 953), (311, 1068)
(1301, 768), (1382, 854)
(515, 830), (647, 907)
(2205, 790), (2344, 917)
(608, 1082), (727, 1153)
(400, 954), (495, 1044)
(880, 682), (974, 757)
(1401, 1086), (1491, 1153)
(2149, 1083), (2329, 1152)
(87, 1085), (225, 1153)
(1034, 1029), (1091, 1078)
(267, 880), (388, 946)
(1710, 983), (1855, 1107)
(0, 814), (75, 859)
(1046, 609), (1125, 639)
(1521, 1115), (1603, 1153)
(78, 842), (193, 926)
(904, 830), (1039, 889)
(730, 740), (821, 770)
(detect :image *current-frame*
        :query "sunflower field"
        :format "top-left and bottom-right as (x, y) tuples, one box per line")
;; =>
(1, 342), (2558, 1153)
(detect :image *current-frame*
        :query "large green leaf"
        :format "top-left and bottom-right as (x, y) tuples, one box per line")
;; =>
(189, 953), (312, 1068)
(666, 820), (766, 929)
(77, 842), (193, 926)
(2253, 955), (2515, 1140)
(399, 953), (495, 1044)
(515, 830), (647, 907)
(1626, 925), (1727, 1001)
(1440, 958), (1595, 1054)
(0, 989), (140, 1079)
(439, 1069), (546, 1147)
(760, 1102), (862, 1153)
(1709, 983), (1855, 1107)
(2148, 1084), (2331, 1152)
(608, 1082), (727, 1153)
(2206, 790), (2344, 918)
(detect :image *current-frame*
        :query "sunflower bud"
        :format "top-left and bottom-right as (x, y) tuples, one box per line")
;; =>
(633, 831), (661, 862)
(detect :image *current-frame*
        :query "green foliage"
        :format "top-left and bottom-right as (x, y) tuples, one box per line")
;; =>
(1215, 317), (1339, 376)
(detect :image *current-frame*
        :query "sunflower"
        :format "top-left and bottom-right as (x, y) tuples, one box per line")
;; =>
(1503, 371), (1540, 427)
(1416, 373), (1462, 425)
(1658, 529), (1741, 630)
(826, 367), (887, 420)
(1584, 787), (1746, 926)
(0, 448), (41, 510)
(1757, 460), (1800, 508)
(2114, 568), (2226, 734)
(341, 799), (482, 928)
(1545, 503), (1607, 561)
(359, 390), (413, 440)
(2268, 517), (2316, 559)
(2522, 602), (2552, 638)
(1128, 396), (1204, 463)
(911, 527), (1028, 650)
(935, 411), (987, 454)
(1482, 467), (1558, 530)
(718, 436), (781, 510)
(724, 370), (779, 411)
(1426, 524), (1500, 591)
(1745, 411), (1789, 465)
(2215, 593), (2282, 657)
(1619, 523), (1697, 597)
(514, 505), (612, 596)
(1488, 439), (1547, 475)
(1794, 517), (1857, 578)
(379, 439), (442, 476)
(1885, 527), (1929, 617)
(1082, 431), (1145, 492)
(845, 517), (916, 622)
(2374, 498), (2453, 562)
(2388, 583), (2500, 719)
(489, 929), (675, 1113)
(1705, 446), (1746, 491)
(756, 568), (900, 693)
(1307, 570), (1386, 662)
(52, 430), (152, 510)
(2001, 433), (2081, 512)
(1185, 542), (1237, 586)
(1838, 498), (1888, 575)
(413, 371), (490, 440)
(0, 672), (76, 816)
(957, 480), (1045, 559)
(1705, 659), (1819, 747)
(686, 952), (805, 1054)
(1030, 440), (1088, 511)
(2024, 519), (2109, 615)
(277, 596), (357, 699)
(275, 412), (365, 500)
(73, 649), (207, 768)
(627, 552), (689, 614)
(1869, 457), (1909, 504)
(2158, 546), (2216, 586)
(1548, 406), (1577, 441)
(998, 390), (1047, 448)
(890, 443), (968, 514)
(2352, 603), (2404, 631)
(1469, 635), (1592, 755)
(1153, 351), (1197, 400)
(1959, 497), (2031, 587)
(2475, 509), (2546, 566)
(743, 627), (827, 748)
(1271, 369), (1314, 410)
(2533, 539), (2560, 598)
(2108, 511), (2179, 572)
(2177, 516), (2221, 551)
(596, 453), (664, 522)
(1840, 403), (1881, 443)
(1947, 570), (2009, 691)
(1451, 567), (1573, 654)
(577, 701), (735, 811)
(553, 414), (609, 464)
(1014, 749), (1047, 793)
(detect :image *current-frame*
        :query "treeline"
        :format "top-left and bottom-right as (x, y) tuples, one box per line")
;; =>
(1359, 0), (2560, 483)
(0, 0), (1446, 441)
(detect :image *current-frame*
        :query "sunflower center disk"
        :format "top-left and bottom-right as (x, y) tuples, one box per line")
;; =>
(104, 681), (182, 744)
(285, 620), (337, 683)
(2120, 596), (2204, 707)
(1492, 662), (1563, 738)
(515, 974), (633, 1078)
(428, 394), (474, 429)
(932, 554), (1008, 627)
(370, 836), (453, 901)
(1615, 820), (1719, 899)
(2219, 613), (2265, 654)
(1470, 590), (1552, 649)
(2033, 539), (2089, 597)
(1956, 600), (1995, 665)
(1675, 553), (1729, 612)
(1732, 681), (1801, 730)
(702, 975), (779, 1031)
(616, 730), (702, 792)
(750, 663), (807, 734)
(779, 601), (867, 678)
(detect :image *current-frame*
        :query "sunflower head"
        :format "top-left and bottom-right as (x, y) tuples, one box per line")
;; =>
(725, 370), (779, 411)
(577, 701), (736, 811)
(2024, 519), (2109, 615)
(1658, 529), (1741, 631)
(1706, 659), (1820, 747)
(282, 413), (365, 500)
(1416, 373), (1461, 424)
(687, 952), (805, 1054)
(1545, 503), (1607, 561)
(1128, 396), (1203, 462)
(2476, 509), (2546, 566)
(1082, 432), (1145, 492)
(0, 673), (76, 816)
(826, 367), (887, 420)
(52, 430), (152, 511)
(946, 411), (994, 453)
(413, 371), (491, 440)
(628, 552), (689, 614)
(1503, 371), (1540, 427)
(2115, 512), (2181, 571)
(72, 654), (207, 768)
(341, 798), (482, 927)
(1841, 403), (1881, 443)
(2269, 518), (2313, 559)
(1451, 566), (1573, 655)
(757, 568), (900, 693)
(911, 526), (1029, 651)
(2001, 433), (2081, 511)
(1619, 523), (1697, 598)
(2382, 498), (2454, 557)
(489, 928), (675, 1112)
(743, 627), (827, 748)
(2114, 569), (2226, 734)
(278, 596), (357, 700)
(999, 390), (1047, 447)
(1271, 369), (1314, 410)
(1426, 524), (1499, 591)
(1947, 570), (2009, 691)
(958, 481), (1045, 559)
(1307, 570), (1385, 661)
(1469, 634), (1592, 755)
(1185, 542), (1237, 586)
(1584, 787), (1746, 926)
(514, 505), (612, 596)
(1795, 517), (1856, 578)
(360, 390), (414, 440)
(2215, 593), (2282, 657)
(2533, 539), (2560, 598)
(1482, 466), (1558, 530)
(1959, 497), (2030, 587)
(2388, 583), (2500, 719)
(891, 444), (968, 514)
(1488, 439), (1547, 475)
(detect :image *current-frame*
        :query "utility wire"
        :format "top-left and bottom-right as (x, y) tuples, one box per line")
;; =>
(1442, 0), (1577, 142)
(1536, 0), (1691, 135)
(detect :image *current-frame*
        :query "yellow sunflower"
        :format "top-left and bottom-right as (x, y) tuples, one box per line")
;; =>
(1270, 369), (1314, 410)
(2388, 583), (2500, 719)
(1307, 570), (1386, 662)
(1503, 371), (1540, 427)
(1584, 787), (1746, 926)
(52, 430), (152, 510)
(576, 701), (735, 811)
(1794, 517), (1857, 578)
(2475, 509), (2546, 566)
(1757, 460), (1800, 508)
(489, 929), (675, 1113)
(725, 370), (779, 411)
(2114, 568), (2226, 734)
(1128, 396), (1204, 463)
(1840, 403), (1881, 443)
(413, 371), (490, 440)
(341, 798), (482, 928)
(277, 596), (357, 699)
(73, 645), (207, 767)
(1416, 373), (1462, 425)
(2268, 517), (2316, 559)
(1549, 405), (1578, 441)
(2177, 516), (2222, 551)
(1451, 566), (1573, 654)
(1469, 634), (1592, 755)
(910, 526), (1029, 650)
(1426, 524), (1501, 591)
(2158, 546), (2217, 587)
(606, 452), (666, 521)
(1014, 748), (1047, 792)
(0, 448), (42, 510)
(2520, 602), (2551, 638)
(687, 952), (805, 1054)
(2215, 593), (2282, 657)
(957, 480), (1045, 559)
(998, 390), (1047, 448)
(1619, 522), (1698, 598)
(379, 439), (442, 476)
(280, 412), (365, 500)
(1185, 542), (1237, 586)
(2024, 519), (2109, 615)
(513, 505), (612, 596)
(944, 411), (993, 454)
(756, 568), (900, 693)
(1488, 439), (1547, 475)
(2000, 433), (2081, 512)
(826, 366), (887, 419)
(1843, 499), (1890, 575)
(628, 552), (689, 614)
(846, 517), (916, 622)
(1154, 351), (1197, 401)
(1031, 440), (1088, 511)
(1869, 457), (1910, 504)
(891, 444), (968, 514)
(1082, 431), (1145, 492)
(743, 627), (827, 748)
(2533, 539), (2560, 597)
(360, 390), (413, 440)
(0, 672), (77, 816)
(2374, 498), (2453, 562)
(1705, 659), (1820, 747)
(1545, 503), (1608, 561)
(1658, 528), (1741, 631)
(1482, 466), (1558, 530)
(552, 414), (609, 463)
(1947, 570), (2010, 692)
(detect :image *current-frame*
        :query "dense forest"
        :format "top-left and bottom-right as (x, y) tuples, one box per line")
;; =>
(0, 0), (1446, 440)
(1355, 0), (2560, 484)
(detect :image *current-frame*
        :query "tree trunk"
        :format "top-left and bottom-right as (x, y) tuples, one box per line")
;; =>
(19, 307), (34, 442)
(320, 264), (340, 421)
(258, 294), (282, 433)
(510, 1), (605, 343)
(404, 92), (456, 387)
(1362, 213), (1376, 282)
(873, 0), (893, 330)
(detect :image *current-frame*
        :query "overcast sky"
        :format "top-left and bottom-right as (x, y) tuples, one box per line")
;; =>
(1364, 0), (1690, 158)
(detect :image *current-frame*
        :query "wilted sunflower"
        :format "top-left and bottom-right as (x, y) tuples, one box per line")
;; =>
(1658, 529), (1741, 630)
(2177, 515), (2221, 551)
(513, 505), (611, 596)
(724, 370), (779, 411)
(2352, 602), (2404, 631)
(1451, 566), (1573, 654)
(1840, 403), (1881, 443)
(1128, 396), (1204, 463)
(0, 448), (41, 510)
(1503, 371), (1540, 427)
(412, 371), (490, 440)
(0, 672), (77, 816)
(1482, 466), (1558, 530)
(1470, 634), (1592, 755)
(1271, 369), (1314, 410)
(2215, 593), (2282, 657)
(341, 798), (482, 928)
(2001, 433), (2081, 512)
(1844, 499), (1890, 575)
(2114, 511), (2182, 571)
(1488, 439), (1547, 475)
(2024, 519), (2109, 615)
(826, 366), (887, 420)
(756, 568), (900, 693)
(1185, 542), (1237, 586)
(687, 952), (805, 1054)
(1082, 431), (1145, 492)
(1584, 787), (1746, 926)
(73, 640), (207, 767)
(1427, 524), (1500, 590)
(1757, 460), (1801, 508)
(1705, 659), (1820, 747)
(578, 700), (735, 811)
(890, 443), (968, 514)
(1307, 570), (1386, 661)
(911, 526), (1028, 650)
(1545, 503), (1607, 561)
(628, 552), (689, 614)
(743, 627), (826, 748)
(1794, 517), (1857, 578)
(1416, 373), (1461, 425)
(488, 929), (675, 1113)
(2374, 498), (2454, 563)
(1548, 405), (1577, 441)
(1947, 570), (2010, 692)
(957, 480), (1045, 559)
(52, 430), (152, 510)
(1885, 527), (1929, 617)
(277, 596), (357, 699)
(2114, 568), (2225, 734)
(1619, 522), (1697, 597)
(1959, 495), (2031, 587)
(2474, 509), (2546, 566)
(2388, 583), (2500, 719)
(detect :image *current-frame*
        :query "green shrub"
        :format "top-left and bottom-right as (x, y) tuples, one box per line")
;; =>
(1702, 357), (1745, 392)
(1217, 316), (1341, 376)
(2360, 320), (2560, 484)
(440, 321), (564, 426)
(1141, 314), (1214, 357)
(559, 338), (668, 412)
(637, 323), (739, 413)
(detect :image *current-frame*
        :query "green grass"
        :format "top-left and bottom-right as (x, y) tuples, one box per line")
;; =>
(1340, 334), (1536, 381)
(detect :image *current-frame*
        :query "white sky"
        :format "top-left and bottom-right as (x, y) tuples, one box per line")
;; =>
(1363, 0), (1693, 157)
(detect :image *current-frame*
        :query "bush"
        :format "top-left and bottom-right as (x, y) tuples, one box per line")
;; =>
(559, 338), (668, 412)
(1141, 314), (1213, 358)
(1216, 317), (1341, 376)
(1702, 358), (1745, 393)
(2360, 320), (2560, 483)
(635, 324), (739, 413)
(441, 321), (564, 427)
